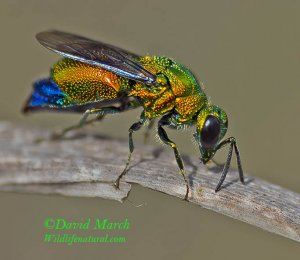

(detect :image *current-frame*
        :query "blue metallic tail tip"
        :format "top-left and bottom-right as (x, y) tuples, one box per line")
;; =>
(23, 79), (66, 113)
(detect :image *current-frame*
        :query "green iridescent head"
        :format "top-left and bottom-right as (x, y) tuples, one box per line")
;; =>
(194, 105), (228, 164)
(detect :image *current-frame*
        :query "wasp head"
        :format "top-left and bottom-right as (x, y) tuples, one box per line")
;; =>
(194, 105), (228, 164)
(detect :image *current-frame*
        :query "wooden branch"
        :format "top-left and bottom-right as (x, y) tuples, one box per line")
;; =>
(0, 122), (299, 242)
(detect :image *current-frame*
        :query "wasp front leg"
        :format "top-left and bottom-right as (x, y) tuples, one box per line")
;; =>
(215, 137), (245, 192)
(157, 115), (189, 201)
(114, 111), (147, 189)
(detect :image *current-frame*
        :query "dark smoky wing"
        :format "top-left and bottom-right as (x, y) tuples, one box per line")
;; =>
(36, 30), (157, 85)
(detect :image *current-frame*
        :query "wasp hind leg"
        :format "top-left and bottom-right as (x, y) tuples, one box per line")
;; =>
(49, 112), (106, 141)
(46, 99), (140, 141)
(114, 111), (146, 189)
(157, 116), (189, 201)
(47, 106), (123, 141)
(34, 109), (108, 143)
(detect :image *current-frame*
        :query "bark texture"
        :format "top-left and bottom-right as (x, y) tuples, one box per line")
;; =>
(0, 122), (299, 242)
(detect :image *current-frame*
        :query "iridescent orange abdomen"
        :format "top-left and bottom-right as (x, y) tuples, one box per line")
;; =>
(51, 58), (131, 104)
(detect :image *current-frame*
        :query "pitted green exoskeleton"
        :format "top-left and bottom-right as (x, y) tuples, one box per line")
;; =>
(24, 30), (245, 201)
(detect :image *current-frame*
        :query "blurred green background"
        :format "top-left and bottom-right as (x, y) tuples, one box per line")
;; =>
(0, 0), (299, 259)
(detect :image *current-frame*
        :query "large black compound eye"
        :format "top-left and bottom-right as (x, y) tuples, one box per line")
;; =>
(200, 115), (221, 149)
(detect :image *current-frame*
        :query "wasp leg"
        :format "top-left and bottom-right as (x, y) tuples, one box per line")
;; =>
(114, 112), (146, 189)
(50, 113), (106, 140)
(49, 107), (119, 140)
(143, 119), (155, 144)
(49, 99), (140, 140)
(214, 137), (244, 192)
(157, 117), (189, 201)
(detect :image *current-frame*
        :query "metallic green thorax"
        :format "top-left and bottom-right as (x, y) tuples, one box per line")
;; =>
(132, 56), (229, 162)
(131, 56), (208, 124)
